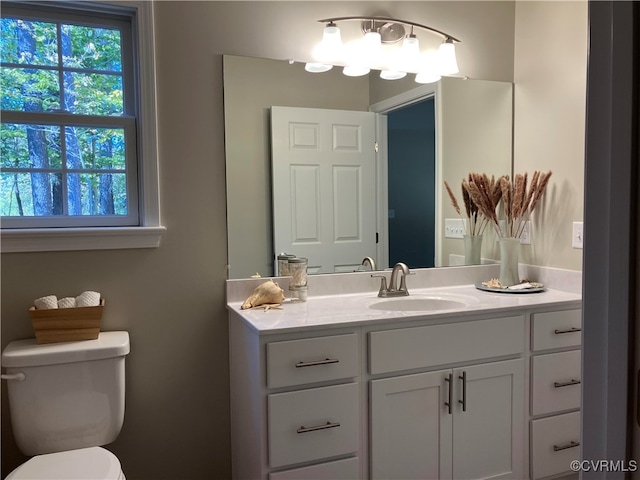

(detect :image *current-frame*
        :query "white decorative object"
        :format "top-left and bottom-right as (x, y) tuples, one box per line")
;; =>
(57, 297), (76, 308)
(241, 280), (285, 310)
(34, 295), (58, 310)
(76, 291), (101, 307)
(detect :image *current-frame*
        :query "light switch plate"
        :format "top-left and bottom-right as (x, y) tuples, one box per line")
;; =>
(572, 221), (584, 249)
(445, 218), (465, 238)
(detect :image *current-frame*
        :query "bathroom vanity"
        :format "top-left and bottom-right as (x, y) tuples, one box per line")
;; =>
(227, 267), (582, 480)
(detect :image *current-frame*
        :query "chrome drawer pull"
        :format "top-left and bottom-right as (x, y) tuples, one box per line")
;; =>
(553, 440), (580, 452)
(297, 421), (341, 434)
(554, 379), (581, 388)
(554, 327), (581, 334)
(295, 358), (340, 368)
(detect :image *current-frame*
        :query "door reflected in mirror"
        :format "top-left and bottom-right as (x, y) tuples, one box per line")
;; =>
(224, 54), (512, 279)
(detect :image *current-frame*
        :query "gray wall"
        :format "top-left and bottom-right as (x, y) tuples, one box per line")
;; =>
(1, 2), (518, 478)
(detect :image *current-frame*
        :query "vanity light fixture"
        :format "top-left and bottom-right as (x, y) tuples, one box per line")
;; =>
(307, 16), (461, 83)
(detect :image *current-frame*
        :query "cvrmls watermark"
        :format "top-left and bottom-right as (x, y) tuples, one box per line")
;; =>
(570, 460), (638, 473)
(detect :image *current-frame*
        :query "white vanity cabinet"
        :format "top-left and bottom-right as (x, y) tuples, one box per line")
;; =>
(529, 309), (582, 479)
(228, 281), (582, 480)
(369, 317), (525, 480)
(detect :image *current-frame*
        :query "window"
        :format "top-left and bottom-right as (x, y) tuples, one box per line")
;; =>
(0, 1), (162, 252)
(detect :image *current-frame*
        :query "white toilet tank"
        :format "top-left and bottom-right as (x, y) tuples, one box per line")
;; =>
(1, 332), (130, 456)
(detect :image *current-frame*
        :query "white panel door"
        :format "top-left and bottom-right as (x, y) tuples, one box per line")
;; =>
(452, 359), (524, 480)
(370, 370), (453, 480)
(271, 106), (377, 274)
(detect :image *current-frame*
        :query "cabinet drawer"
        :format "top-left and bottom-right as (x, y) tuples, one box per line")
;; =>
(532, 309), (582, 351)
(268, 457), (359, 480)
(267, 334), (358, 388)
(369, 316), (524, 374)
(531, 412), (581, 479)
(268, 383), (359, 468)
(532, 350), (581, 415)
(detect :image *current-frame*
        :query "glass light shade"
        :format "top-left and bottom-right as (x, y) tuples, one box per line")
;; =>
(343, 65), (370, 77)
(323, 24), (342, 45)
(316, 24), (343, 62)
(415, 70), (441, 84)
(380, 70), (407, 80)
(363, 31), (382, 51)
(305, 63), (333, 73)
(438, 41), (459, 75)
(401, 35), (421, 68)
(415, 51), (442, 84)
(362, 30), (382, 67)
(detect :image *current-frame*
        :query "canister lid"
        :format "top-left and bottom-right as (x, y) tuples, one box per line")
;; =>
(288, 257), (308, 263)
(277, 253), (296, 260)
(1, 331), (129, 368)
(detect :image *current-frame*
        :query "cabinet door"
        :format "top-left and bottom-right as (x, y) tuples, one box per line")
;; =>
(452, 359), (524, 480)
(370, 370), (453, 480)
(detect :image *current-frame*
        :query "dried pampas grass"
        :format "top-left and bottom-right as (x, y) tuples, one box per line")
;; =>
(499, 171), (552, 238)
(445, 173), (507, 236)
(446, 170), (552, 239)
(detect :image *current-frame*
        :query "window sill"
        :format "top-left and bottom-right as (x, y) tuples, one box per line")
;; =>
(1, 226), (166, 253)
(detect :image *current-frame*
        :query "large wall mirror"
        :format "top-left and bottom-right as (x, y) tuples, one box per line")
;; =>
(224, 54), (513, 279)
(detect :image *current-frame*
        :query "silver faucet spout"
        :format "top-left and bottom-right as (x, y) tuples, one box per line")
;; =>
(362, 256), (376, 271)
(373, 262), (411, 297)
(389, 262), (410, 293)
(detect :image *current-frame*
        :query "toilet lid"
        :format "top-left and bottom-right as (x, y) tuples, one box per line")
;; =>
(6, 447), (124, 480)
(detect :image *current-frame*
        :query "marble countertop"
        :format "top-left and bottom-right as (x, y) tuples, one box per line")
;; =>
(227, 284), (582, 335)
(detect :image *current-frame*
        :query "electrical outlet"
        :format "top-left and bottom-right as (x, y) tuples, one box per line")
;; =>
(520, 221), (531, 244)
(572, 222), (584, 249)
(445, 218), (465, 238)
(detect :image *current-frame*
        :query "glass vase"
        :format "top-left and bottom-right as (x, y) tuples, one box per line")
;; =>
(498, 237), (520, 286)
(463, 234), (483, 265)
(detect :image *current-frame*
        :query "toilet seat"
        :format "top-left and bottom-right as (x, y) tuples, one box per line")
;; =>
(6, 446), (125, 480)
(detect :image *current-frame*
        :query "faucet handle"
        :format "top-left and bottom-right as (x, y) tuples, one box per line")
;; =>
(371, 274), (388, 297)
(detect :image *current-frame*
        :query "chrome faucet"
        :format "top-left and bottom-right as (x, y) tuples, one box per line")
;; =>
(362, 256), (376, 271)
(372, 262), (411, 297)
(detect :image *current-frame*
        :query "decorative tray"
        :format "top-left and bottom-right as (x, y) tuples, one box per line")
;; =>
(475, 282), (546, 294)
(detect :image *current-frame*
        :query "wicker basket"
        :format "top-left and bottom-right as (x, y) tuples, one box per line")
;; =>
(29, 299), (104, 344)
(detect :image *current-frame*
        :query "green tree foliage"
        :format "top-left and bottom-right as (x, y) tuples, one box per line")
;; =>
(0, 15), (128, 218)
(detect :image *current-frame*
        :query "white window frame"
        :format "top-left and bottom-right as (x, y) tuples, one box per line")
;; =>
(1, 0), (164, 253)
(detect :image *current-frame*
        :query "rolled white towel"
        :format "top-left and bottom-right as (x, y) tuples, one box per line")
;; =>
(76, 291), (101, 307)
(58, 297), (77, 308)
(34, 295), (58, 310)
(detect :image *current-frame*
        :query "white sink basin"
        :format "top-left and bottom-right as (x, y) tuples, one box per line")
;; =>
(369, 296), (467, 312)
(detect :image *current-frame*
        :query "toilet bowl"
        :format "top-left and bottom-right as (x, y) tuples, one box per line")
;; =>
(1, 332), (130, 480)
(6, 447), (125, 480)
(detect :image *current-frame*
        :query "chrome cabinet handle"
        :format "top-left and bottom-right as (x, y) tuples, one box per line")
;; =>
(0, 373), (25, 382)
(297, 421), (340, 434)
(295, 358), (339, 368)
(554, 379), (581, 388)
(444, 373), (453, 415)
(554, 327), (581, 334)
(553, 440), (580, 452)
(458, 371), (467, 412)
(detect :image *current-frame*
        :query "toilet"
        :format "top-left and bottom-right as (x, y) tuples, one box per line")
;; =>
(1, 331), (130, 479)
